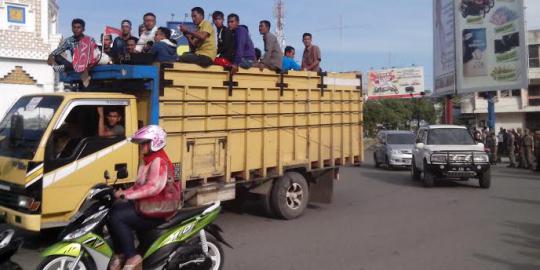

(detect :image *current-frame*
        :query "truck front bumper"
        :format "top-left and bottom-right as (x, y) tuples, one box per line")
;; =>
(0, 205), (41, 232)
(427, 163), (490, 178)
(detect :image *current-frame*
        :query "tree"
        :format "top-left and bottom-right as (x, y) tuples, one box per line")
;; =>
(364, 98), (437, 137)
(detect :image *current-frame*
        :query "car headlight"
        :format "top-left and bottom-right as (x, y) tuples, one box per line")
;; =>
(63, 209), (108, 241)
(473, 153), (489, 163)
(431, 153), (447, 164)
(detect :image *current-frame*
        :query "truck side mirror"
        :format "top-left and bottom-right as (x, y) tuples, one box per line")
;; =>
(115, 163), (128, 180)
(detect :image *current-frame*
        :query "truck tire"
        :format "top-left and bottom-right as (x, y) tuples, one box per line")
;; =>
(423, 161), (435, 188)
(411, 158), (421, 181)
(478, 169), (491, 189)
(374, 153), (380, 168)
(271, 172), (309, 220)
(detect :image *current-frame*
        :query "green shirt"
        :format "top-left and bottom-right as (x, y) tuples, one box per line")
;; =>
(195, 20), (217, 59)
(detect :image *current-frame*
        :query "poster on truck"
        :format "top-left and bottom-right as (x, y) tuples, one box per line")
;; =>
(367, 66), (425, 99)
(433, 0), (457, 96)
(454, 0), (528, 93)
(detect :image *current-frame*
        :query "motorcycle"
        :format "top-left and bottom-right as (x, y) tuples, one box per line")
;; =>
(37, 184), (231, 270)
(0, 228), (24, 270)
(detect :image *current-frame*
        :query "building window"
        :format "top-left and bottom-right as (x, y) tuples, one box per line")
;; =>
(478, 91), (497, 99)
(501, 90), (510, 97)
(511, 89), (521, 97)
(7, 5), (26, 24)
(529, 85), (540, 106)
(530, 44), (540, 68)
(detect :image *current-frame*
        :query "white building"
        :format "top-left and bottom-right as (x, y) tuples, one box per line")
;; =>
(0, 0), (61, 115)
(460, 29), (540, 132)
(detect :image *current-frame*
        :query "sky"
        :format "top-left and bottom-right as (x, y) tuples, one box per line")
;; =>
(58, 0), (540, 90)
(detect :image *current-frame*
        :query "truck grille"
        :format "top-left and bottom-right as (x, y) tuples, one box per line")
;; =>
(400, 150), (412, 155)
(0, 189), (18, 208)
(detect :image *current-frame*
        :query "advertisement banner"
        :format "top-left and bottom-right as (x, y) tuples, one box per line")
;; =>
(455, 0), (528, 93)
(367, 67), (425, 99)
(433, 0), (457, 96)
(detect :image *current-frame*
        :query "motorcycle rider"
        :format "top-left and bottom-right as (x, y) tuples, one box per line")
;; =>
(108, 125), (180, 270)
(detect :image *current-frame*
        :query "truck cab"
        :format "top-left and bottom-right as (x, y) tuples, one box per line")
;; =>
(0, 92), (139, 231)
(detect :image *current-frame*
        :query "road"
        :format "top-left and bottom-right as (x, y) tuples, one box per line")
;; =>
(7, 154), (540, 270)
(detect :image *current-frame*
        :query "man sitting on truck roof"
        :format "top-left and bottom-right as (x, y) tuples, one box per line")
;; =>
(227, 13), (256, 71)
(112, 20), (139, 59)
(47, 18), (95, 72)
(282, 46), (301, 71)
(257, 20), (283, 72)
(97, 107), (125, 137)
(149, 27), (178, 62)
(212, 11), (235, 67)
(126, 37), (139, 54)
(178, 7), (217, 67)
(136, 13), (158, 52)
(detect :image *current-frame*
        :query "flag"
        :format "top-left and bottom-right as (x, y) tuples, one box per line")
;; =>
(104, 26), (122, 36)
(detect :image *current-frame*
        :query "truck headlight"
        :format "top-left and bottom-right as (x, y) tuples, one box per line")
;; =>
(473, 153), (489, 163)
(431, 153), (447, 164)
(18, 195), (41, 211)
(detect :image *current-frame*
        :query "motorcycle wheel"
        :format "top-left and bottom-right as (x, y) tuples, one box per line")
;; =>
(171, 234), (224, 270)
(36, 256), (93, 270)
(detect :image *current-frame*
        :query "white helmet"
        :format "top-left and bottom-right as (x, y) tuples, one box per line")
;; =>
(130, 125), (167, 152)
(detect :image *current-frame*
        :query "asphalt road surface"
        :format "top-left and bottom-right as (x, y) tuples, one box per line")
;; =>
(6, 154), (540, 270)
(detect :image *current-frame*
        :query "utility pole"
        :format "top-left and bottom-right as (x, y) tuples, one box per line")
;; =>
(274, 0), (286, 49)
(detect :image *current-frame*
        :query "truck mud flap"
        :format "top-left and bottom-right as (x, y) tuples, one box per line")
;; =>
(309, 169), (335, 204)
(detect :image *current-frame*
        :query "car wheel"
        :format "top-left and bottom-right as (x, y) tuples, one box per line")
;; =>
(411, 158), (421, 181)
(423, 161), (435, 188)
(479, 169), (491, 189)
(374, 152), (380, 168)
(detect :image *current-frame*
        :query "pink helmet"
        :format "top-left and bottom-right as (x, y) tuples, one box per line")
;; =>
(130, 125), (167, 152)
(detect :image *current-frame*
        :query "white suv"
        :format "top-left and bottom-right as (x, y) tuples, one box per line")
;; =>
(411, 125), (491, 188)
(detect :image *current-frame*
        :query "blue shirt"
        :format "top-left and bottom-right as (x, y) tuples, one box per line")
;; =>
(282, 56), (301, 71)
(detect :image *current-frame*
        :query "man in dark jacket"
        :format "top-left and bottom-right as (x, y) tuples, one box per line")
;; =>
(212, 11), (234, 64)
(227, 13), (256, 70)
(149, 27), (178, 62)
(112, 20), (138, 60)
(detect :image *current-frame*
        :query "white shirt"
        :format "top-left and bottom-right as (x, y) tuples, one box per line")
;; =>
(136, 26), (158, 52)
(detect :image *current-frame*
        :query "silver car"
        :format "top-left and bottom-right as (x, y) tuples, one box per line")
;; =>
(374, 130), (416, 169)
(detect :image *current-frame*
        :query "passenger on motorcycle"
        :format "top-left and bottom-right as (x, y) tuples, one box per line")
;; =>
(108, 125), (181, 270)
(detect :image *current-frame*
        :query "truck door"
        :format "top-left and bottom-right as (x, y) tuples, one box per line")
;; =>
(41, 99), (136, 219)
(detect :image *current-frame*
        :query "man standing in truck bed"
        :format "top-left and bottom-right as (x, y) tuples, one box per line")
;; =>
(301, 33), (322, 72)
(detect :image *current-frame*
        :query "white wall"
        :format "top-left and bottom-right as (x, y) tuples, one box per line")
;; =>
(475, 112), (525, 131)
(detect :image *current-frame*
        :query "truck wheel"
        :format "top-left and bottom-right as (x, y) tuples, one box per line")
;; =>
(411, 158), (421, 181)
(423, 161), (435, 188)
(479, 169), (491, 189)
(271, 172), (309, 219)
(373, 153), (380, 168)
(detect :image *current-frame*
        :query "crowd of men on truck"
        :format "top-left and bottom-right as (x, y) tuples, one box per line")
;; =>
(47, 6), (322, 78)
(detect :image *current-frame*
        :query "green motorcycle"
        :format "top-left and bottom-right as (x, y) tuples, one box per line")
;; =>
(37, 184), (231, 270)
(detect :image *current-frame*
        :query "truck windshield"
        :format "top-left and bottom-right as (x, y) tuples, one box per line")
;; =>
(427, 128), (475, 145)
(387, 134), (415, 144)
(0, 96), (63, 159)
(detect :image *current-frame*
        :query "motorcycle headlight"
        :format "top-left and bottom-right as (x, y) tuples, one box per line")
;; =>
(431, 153), (447, 164)
(473, 153), (489, 163)
(63, 209), (108, 241)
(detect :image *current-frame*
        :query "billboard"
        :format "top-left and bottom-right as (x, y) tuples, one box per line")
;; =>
(367, 67), (425, 99)
(433, 0), (457, 96)
(434, 0), (528, 95)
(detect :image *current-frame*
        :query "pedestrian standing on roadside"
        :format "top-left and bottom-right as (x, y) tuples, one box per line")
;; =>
(485, 131), (496, 164)
(534, 130), (540, 172)
(497, 127), (505, 161)
(523, 129), (534, 170)
(490, 131), (498, 164)
(516, 128), (526, 168)
(507, 129), (517, 168)
(301, 33), (322, 72)
(474, 130), (483, 144)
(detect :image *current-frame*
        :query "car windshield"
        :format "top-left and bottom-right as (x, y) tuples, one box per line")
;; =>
(387, 134), (415, 144)
(0, 96), (63, 159)
(427, 128), (475, 145)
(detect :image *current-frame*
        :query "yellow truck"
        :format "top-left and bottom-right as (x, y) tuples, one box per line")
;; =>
(0, 63), (363, 231)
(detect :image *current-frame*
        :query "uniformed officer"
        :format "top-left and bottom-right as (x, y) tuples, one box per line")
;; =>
(523, 129), (534, 170)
